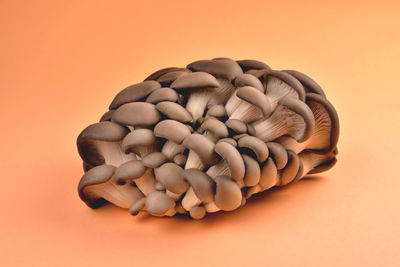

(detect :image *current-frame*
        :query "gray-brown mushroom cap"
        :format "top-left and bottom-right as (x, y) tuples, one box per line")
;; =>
(121, 129), (156, 154)
(146, 87), (179, 104)
(283, 70), (326, 97)
(170, 72), (220, 92)
(109, 81), (161, 110)
(182, 133), (220, 167)
(142, 152), (168, 168)
(112, 102), (161, 127)
(278, 96), (316, 142)
(154, 120), (191, 144)
(236, 59), (271, 72)
(155, 163), (189, 194)
(113, 160), (146, 184)
(77, 121), (128, 166)
(226, 119), (247, 134)
(145, 191), (175, 216)
(236, 86), (272, 116)
(78, 164), (116, 208)
(242, 154), (261, 187)
(206, 104), (227, 118)
(156, 101), (193, 123)
(214, 141), (245, 182)
(145, 67), (188, 81)
(262, 70), (306, 102)
(238, 135), (269, 162)
(214, 175), (242, 211)
(201, 117), (229, 138)
(280, 150), (300, 186)
(234, 73), (265, 92)
(182, 169), (215, 203)
(266, 142), (288, 170)
(157, 70), (190, 86)
(187, 58), (243, 81)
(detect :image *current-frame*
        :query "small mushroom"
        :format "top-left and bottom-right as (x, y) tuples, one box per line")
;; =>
(207, 141), (245, 185)
(266, 142), (288, 170)
(129, 197), (146, 216)
(282, 70), (326, 97)
(113, 159), (146, 185)
(259, 157), (279, 190)
(214, 175), (242, 211)
(141, 152), (168, 168)
(183, 133), (220, 168)
(146, 87), (179, 104)
(77, 121), (135, 167)
(109, 81), (161, 110)
(238, 135), (269, 162)
(112, 102), (161, 127)
(234, 73), (265, 92)
(144, 67), (189, 81)
(154, 120), (191, 160)
(277, 93), (339, 154)
(242, 154), (261, 187)
(156, 101), (193, 123)
(173, 154), (187, 166)
(200, 117), (229, 142)
(187, 58), (243, 81)
(225, 119), (247, 135)
(182, 169), (216, 203)
(171, 71), (234, 121)
(262, 70), (306, 110)
(157, 70), (190, 86)
(189, 206), (206, 220)
(252, 96), (315, 143)
(228, 86), (272, 123)
(121, 128), (157, 158)
(279, 150), (300, 186)
(205, 104), (227, 118)
(217, 138), (237, 147)
(297, 150), (336, 177)
(78, 165), (144, 209)
(145, 191), (175, 216)
(236, 59), (271, 72)
(99, 110), (114, 122)
(155, 163), (189, 194)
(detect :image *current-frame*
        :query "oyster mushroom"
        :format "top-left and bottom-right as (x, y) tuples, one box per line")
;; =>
(155, 163), (189, 194)
(145, 191), (175, 216)
(237, 135), (269, 162)
(214, 175), (242, 211)
(234, 73), (265, 91)
(183, 133), (220, 169)
(154, 120), (191, 160)
(77, 121), (135, 167)
(236, 59), (271, 72)
(112, 102), (161, 127)
(141, 152), (168, 168)
(182, 169), (215, 203)
(145, 67), (189, 81)
(157, 70), (190, 86)
(282, 70), (326, 97)
(156, 101), (193, 123)
(121, 128), (157, 158)
(277, 93), (339, 153)
(200, 117), (229, 142)
(297, 150), (337, 177)
(252, 96), (315, 143)
(78, 165), (144, 209)
(146, 87), (179, 104)
(109, 80), (161, 110)
(205, 104), (227, 118)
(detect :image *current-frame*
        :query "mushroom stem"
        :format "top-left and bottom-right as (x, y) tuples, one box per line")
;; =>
(161, 140), (185, 160)
(133, 168), (156, 195)
(181, 187), (201, 211)
(96, 141), (136, 167)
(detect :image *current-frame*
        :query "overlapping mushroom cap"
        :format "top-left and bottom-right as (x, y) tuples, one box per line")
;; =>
(77, 57), (339, 219)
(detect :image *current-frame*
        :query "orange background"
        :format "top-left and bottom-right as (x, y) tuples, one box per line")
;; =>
(1, 0), (400, 266)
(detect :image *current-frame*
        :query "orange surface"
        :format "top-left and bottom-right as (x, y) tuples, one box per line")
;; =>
(1, 0), (400, 266)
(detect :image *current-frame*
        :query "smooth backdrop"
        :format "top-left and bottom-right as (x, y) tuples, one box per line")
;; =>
(1, 0), (399, 266)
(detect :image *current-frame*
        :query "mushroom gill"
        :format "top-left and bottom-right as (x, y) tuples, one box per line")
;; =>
(77, 57), (339, 219)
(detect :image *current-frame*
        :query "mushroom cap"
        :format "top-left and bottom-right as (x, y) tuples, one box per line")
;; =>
(170, 72), (220, 92)
(280, 150), (300, 185)
(145, 191), (175, 216)
(156, 101), (193, 123)
(238, 135), (269, 162)
(206, 104), (227, 118)
(259, 157), (278, 189)
(214, 175), (242, 211)
(112, 102), (161, 127)
(306, 93), (340, 153)
(146, 87), (179, 104)
(217, 138), (237, 147)
(308, 156), (337, 174)
(157, 70), (190, 86)
(236, 59), (271, 72)
(226, 119), (247, 134)
(187, 58), (243, 81)
(237, 86), (272, 116)
(155, 162), (189, 194)
(278, 96), (315, 142)
(154, 120), (191, 144)
(129, 197), (146, 216)
(78, 164), (116, 208)
(173, 154), (187, 166)
(113, 159), (146, 184)
(283, 70), (326, 97)
(189, 206), (206, 219)
(77, 121), (128, 166)
(109, 80), (161, 109)
(145, 67), (188, 81)
(262, 70), (306, 102)
(266, 142), (288, 169)
(182, 133), (220, 167)
(242, 154), (261, 187)
(141, 152), (168, 168)
(182, 168), (215, 203)
(121, 129), (156, 153)
(214, 141), (245, 182)
(234, 74), (265, 92)
(201, 117), (229, 138)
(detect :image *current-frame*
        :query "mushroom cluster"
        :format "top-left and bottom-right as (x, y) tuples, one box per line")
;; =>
(77, 58), (339, 219)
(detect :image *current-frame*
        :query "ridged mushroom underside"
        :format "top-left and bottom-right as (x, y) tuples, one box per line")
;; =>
(78, 57), (339, 219)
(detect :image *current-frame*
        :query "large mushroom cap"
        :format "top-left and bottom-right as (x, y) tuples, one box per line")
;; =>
(182, 133), (220, 167)
(112, 102), (161, 127)
(113, 160), (146, 184)
(156, 101), (193, 123)
(187, 58), (243, 81)
(121, 129), (156, 153)
(214, 141), (245, 182)
(109, 81), (161, 109)
(214, 175), (242, 211)
(182, 169), (215, 203)
(171, 72), (219, 92)
(146, 87), (179, 104)
(145, 191), (175, 216)
(155, 163), (189, 194)
(154, 120), (191, 144)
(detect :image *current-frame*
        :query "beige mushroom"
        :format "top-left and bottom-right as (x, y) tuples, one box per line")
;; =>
(112, 102), (161, 127)
(146, 87), (179, 104)
(156, 101), (193, 123)
(214, 175), (242, 211)
(109, 81), (161, 109)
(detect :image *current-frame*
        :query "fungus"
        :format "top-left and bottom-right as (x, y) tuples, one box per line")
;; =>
(77, 57), (339, 219)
